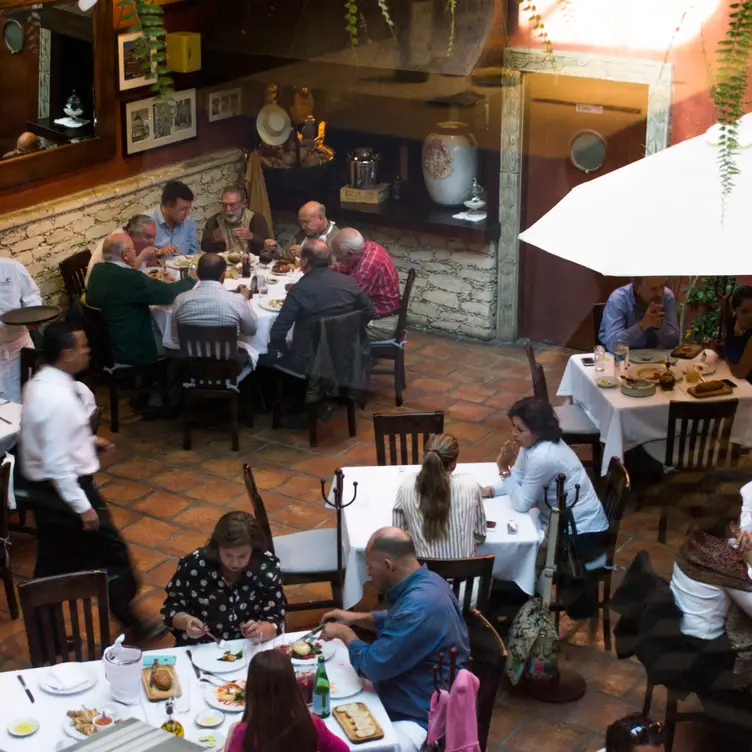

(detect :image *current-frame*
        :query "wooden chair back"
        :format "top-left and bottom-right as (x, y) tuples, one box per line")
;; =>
(419, 555), (495, 617)
(243, 464), (275, 555)
(394, 268), (417, 344)
(532, 363), (549, 401)
(665, 399), (740, 470)
(177, 325), (239, 390)
(524, 341), (538, 377)
(373, 411), (445, 465)
(600, 457), (631, 563)
(20, 347), (42, 391)
(59, 250), (91, 301)
(593, 302), (606, 347)
(19, 570), (110, 667)
(0, 461), (18, 618)
(77, 300), (113, 370)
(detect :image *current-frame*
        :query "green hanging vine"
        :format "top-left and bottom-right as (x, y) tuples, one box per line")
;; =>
(116, 0), (174, 103)
(712, 0), (752, 203)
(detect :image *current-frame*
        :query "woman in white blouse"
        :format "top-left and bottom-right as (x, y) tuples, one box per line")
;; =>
(484, 397), (609, 569)
(393, 434), (486, 559)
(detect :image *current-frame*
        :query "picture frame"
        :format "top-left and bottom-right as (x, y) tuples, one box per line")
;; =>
(118, 31), (157, 91)
(124, 88), (197, 155)
(207, 88), (242, 123)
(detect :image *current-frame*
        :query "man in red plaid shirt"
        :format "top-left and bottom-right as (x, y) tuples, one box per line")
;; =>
(332, 228), (401, 340)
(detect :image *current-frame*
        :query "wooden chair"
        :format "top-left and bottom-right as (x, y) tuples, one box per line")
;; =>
(593, 302), (606, 347)
(243, 464), (348, 613)
(642, 399), (739, 543)
(370, 268), (417, 406)
(373, 411), (445, 465)
(178, 324), (248, 452)
(419, 555), (495, 618)
(59, 249), (91, 302)
(526, 343), (602, 470)
(0, 462), (18, 619)
(19, 570), (110, 667)
(592, 457), (631, 651)
(19, 347), (43, 392)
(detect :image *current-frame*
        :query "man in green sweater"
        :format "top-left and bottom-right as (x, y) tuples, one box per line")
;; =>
(87, 233), (195, 366)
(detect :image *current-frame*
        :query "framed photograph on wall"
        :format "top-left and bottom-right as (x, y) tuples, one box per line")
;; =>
(118, 31), (157, 91)
(124, 89), (197, 154)
(207, 88), (242, 123)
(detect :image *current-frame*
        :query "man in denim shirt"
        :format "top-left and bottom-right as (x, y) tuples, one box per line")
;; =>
(322, 528), (470, 752)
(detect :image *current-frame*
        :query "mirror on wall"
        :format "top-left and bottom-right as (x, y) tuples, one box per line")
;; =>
(1, 0), (95, 160)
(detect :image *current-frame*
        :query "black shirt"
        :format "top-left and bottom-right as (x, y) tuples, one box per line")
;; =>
(161, 549), (286, 646)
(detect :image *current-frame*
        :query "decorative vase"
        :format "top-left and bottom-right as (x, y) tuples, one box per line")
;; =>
(422, 121), (477, 206)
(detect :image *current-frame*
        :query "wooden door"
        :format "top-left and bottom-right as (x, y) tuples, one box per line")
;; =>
(519, 73), (649, 349)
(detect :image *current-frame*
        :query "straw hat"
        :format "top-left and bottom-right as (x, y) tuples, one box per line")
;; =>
(257, 104), (292, 146)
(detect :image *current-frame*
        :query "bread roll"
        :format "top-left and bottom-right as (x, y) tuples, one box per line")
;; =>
(153, 667), (173, 691)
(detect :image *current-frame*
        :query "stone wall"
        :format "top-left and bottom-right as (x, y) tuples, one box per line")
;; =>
(0, 147), (498, 340)
(0, 149), (245, 302)
(274, 212), (498, 341)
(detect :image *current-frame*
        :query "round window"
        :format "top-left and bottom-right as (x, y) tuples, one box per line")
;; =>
(569, 130), (607, 174)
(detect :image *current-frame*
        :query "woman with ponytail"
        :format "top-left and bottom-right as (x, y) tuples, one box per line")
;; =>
(393, 434), (486, 558)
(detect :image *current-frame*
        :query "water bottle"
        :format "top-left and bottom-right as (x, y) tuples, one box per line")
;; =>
(614, 336), (629, 376)
(311, 655), (330, 718)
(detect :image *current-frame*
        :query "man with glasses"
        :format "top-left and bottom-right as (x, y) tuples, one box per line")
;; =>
(600, 714), (664, 752)
(201, 186), (275, 259)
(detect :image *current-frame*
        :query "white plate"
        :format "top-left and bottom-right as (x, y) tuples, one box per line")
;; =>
(195, 709), (225, 728)
(629, 350), (669, 363)
(204, 680), (246, 712)
(692, 362), (717, 377)
(63, 719), (95, 742)
(277, 638), (336, 665)
(39, 670), (97, 696)
(329, 665), (364, 699)
(258, 298), (286, 313)
(632, 364), (683, 383)
(7, 718), (39, 737)
(190, 644), (247, 674)
(595, 376), (618, 389)
(197, 731), (226, 749)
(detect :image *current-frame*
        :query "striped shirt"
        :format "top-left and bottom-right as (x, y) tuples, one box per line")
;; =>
(393, 472), (487, 559)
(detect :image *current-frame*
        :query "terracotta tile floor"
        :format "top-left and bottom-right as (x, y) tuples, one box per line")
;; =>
(0, 331), (740, 750)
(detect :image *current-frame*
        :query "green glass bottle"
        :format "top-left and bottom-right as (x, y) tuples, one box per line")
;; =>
(311, 654), (331, 718)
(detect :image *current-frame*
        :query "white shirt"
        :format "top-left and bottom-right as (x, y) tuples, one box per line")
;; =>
(20, 366), (99, 513)
(493, 440), (609, 536)
(85, 235), (107, 286)
(393, 471), (486, 558)
(670, 562), (752, 640)
(741, 481), (752, 531)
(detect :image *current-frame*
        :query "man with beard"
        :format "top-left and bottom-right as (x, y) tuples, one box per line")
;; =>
(201, 186), (276, 259)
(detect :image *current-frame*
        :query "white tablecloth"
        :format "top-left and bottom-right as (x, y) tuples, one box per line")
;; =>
(151, 272), (301, 356)
(0, 400), (21, 456)
(0, 632), (398, 752)
(557, 354), (752, 475)
(336, 463), (543, 608)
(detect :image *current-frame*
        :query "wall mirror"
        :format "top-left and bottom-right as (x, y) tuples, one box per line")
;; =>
(0, 0), (115, 192)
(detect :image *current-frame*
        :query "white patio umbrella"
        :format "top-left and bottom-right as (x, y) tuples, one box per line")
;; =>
(518, 115), (752, 277)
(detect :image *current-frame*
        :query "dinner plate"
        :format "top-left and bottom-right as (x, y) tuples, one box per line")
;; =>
(691, 362), (717, 377)
(38, 669), (97, 695)
(63, 719), (95, 741)
(258, 298), (286, 313)
(276, 638), (336, 665)
(632, 365), (683, 383)
(629, 350), (668, 363)
(204, 680), (246, 712)
(190, 644), (247, 674)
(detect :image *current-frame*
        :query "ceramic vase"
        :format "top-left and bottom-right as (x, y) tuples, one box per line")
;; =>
(421, 121), (477, 206)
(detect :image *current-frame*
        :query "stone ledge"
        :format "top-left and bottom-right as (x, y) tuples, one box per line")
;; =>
(0, 148), (244, 234)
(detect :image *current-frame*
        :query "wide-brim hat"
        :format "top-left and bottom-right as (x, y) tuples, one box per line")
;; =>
(257, 104), (292, 146)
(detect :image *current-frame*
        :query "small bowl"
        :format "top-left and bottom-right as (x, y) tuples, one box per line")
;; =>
(8, 718), (39, 737)
(195, 709), (225, 728)
(93, 708), (119, 731)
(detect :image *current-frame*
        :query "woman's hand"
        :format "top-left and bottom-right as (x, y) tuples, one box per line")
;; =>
(241, 620), (276, 643)
(497, 441), (518, 474)
(175, 613), (206, 640)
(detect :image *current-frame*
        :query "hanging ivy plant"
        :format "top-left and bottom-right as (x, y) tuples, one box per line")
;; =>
(116, 0), (173, 103)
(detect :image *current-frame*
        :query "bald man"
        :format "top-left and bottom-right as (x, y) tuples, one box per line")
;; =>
(280, 201), (339, 262)
(2, 132), (41, 160)
(321, 528), (470, 751)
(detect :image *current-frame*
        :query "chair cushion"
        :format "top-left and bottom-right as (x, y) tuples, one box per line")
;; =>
(273, 529), (339, 574)
(554, 403), (599, 436)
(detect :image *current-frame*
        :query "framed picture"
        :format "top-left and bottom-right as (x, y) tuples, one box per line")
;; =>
(124, 89), (197, 155)
(208, 88), (242, 123)
(118, 31), (157, 91)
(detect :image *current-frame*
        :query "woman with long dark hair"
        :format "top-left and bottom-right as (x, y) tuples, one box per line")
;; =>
(726, 284), (752, 383)
(225, 649), (349, 752)
(484, 397), (608, 569)
(393, 433), (486, 558)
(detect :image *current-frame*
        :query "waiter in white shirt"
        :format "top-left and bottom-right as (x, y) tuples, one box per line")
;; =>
(20, 322), (160, 643)
(0, 257), (42, 403)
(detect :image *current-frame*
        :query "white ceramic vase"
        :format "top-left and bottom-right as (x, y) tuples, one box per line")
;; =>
(421, 121), (477, 206)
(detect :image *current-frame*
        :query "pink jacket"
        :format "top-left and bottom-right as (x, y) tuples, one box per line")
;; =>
(445, 669), (480, 752)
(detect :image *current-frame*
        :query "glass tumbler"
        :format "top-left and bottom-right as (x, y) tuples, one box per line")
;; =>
(594, 345), (606, 372)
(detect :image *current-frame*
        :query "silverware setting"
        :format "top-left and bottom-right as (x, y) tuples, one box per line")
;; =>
(17, 673), (34, 703)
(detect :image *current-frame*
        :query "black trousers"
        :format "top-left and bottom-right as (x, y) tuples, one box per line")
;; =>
(26, 475), (141, 628)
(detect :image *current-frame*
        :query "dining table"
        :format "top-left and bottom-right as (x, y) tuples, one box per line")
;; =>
(332, 463), (544, 609)
(557, 351), (752, 475)
(0, 632), (399, 752)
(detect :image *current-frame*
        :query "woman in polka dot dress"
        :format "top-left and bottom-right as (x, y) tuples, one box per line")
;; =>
(161, 511), (286, 646)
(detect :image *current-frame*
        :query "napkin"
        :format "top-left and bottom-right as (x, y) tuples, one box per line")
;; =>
(47, 662), (90, 690)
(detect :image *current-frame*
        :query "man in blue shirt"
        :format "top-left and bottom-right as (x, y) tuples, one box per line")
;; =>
(148, 180), (198, 256)
(321, 527), (470, 751)
(599, 277), (680, 353)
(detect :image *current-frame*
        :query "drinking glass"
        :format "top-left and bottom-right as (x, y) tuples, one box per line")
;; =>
(295, 666), (315, 705)
(594, 345), (606, 372)
(685, 364), (700, 384)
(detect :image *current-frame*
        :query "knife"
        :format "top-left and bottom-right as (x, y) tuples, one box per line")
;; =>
(185, 649), (202, 680)
(17, 674), (34, 703)
(298, 623), (326, 644)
